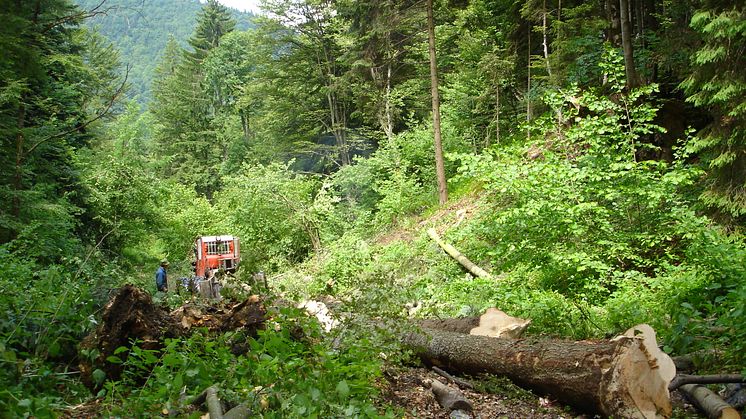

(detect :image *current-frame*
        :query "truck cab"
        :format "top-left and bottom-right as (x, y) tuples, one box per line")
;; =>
(193, 235), (240, 278)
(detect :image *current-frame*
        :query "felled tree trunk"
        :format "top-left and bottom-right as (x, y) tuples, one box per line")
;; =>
(427, 228), (493, 280)
(429, 378), (473, 412)
(404, 327), (674, 418)
(420, 308), (530, 338)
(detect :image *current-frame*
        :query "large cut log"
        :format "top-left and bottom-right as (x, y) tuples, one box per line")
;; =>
(404, 325), (674, 418)
(427, 228), (495, 280)
(420, 308), (530, 338)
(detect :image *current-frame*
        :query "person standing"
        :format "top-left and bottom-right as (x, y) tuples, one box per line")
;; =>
(155, 259), (169, 292)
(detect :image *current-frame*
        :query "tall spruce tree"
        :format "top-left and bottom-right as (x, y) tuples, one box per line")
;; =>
(150, 0), (236, 199)
(682, 1), (746, 220)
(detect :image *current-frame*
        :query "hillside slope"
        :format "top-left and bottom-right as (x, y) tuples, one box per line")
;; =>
(75, 0), (255, 103)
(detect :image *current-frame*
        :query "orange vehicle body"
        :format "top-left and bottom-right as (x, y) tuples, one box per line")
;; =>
(193, 235), (240, 277)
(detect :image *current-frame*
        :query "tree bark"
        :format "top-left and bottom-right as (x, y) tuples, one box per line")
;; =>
(427, 0), (448, 205)
(619, 0), (639, 88)
(205, 386), (224, 419)
(542, 0), (551, 78)
(606, 0), (621, 45)
(404, 328), (673, 418)
(427, 228), (494, 280)
(494, 82), (500, 146)
(526, 28), (532, 141)
(679, 384), (741, 419)
(670, 374), (746, 391)
(429, 378), (473, 412)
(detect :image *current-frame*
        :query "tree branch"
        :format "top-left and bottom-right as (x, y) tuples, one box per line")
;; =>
(670, 374), (746, 391)
(42, 0), (115, 33)
(25, 65), (129, 158)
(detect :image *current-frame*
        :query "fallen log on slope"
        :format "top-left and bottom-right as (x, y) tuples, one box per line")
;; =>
(404, 326), (674, 418)
(427, 228), (495, 280)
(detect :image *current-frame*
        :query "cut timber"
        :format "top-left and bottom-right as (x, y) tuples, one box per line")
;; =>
(429, 379), (473, 412)
(420, 308), (530, 338)
(471, 308), (530, 338)
(404, 324), (674, 418)
(223, 403), (251, 419)
(427, 228), (495, 280)
(679, 384), (741, 419)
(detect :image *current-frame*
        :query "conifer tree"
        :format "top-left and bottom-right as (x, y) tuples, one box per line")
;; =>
(682, 2), (746, 220)
(150, 1), (236, 199)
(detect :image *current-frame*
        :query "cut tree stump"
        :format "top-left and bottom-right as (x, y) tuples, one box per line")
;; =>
(79, 285), (266, 389)
(679, 384), (741, 419)
(404, 324), (674, 418)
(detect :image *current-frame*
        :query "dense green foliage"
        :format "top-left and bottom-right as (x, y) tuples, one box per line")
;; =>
(74, 0), (254, 102)
(2, 0), (745, 416)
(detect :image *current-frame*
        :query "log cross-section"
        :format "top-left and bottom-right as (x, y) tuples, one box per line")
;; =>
(404, 328), (673, 418)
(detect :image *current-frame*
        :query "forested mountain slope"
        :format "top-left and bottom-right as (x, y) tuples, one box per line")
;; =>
(74, 0), (254, 102)
(2, 0), (745, 417)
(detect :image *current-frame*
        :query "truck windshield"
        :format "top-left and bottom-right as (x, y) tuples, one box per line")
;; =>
(206, 241), (230, 255)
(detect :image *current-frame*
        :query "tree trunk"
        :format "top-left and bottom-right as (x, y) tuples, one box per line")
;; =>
(404, 328), (674, 418)
(619, 0), (639, 88)
(526, 28), (532, 141)
(429, 379), (473, 412)
(606, 0), (621, 45)
(427, 0), (448, 205)
(427, 228), (494, 280)
(12, 103), (26, 224)
(542, 0), (552, 79)
(494, 82), (500, 146)
(679, 384), (741, 419)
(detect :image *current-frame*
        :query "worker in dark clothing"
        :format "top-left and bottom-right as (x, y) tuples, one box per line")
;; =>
(156, 259), (169, 292)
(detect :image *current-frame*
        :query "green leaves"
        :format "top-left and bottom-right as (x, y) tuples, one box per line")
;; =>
(681, 5), (746, 218)
(101, 309), (384, 417)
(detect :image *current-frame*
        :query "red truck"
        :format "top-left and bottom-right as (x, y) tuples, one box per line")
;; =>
(193, 235), (240, 278)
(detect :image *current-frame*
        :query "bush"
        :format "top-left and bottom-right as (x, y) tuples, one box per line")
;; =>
(103, 308), (388, 417)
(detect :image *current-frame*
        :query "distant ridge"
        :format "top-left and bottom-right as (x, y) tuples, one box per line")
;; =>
(75, 0), (254, 104)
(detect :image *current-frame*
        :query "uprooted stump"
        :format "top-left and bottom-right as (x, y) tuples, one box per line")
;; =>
(79, 285), (266, 389)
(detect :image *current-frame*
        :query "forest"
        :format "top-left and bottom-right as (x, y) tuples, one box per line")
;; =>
(0, 0), (744, 417)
